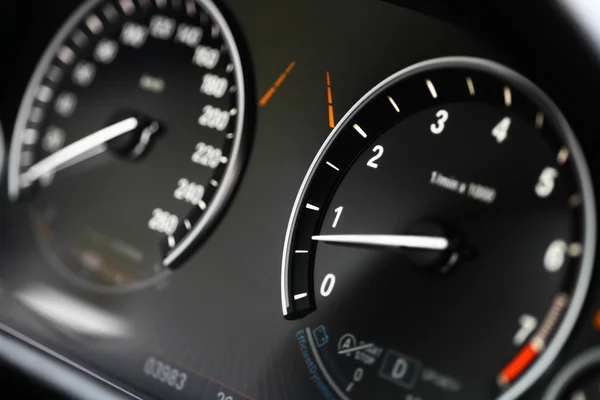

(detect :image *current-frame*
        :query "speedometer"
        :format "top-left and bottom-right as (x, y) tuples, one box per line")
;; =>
(8, 0), (251, 291)
(281, 57), (596, 399)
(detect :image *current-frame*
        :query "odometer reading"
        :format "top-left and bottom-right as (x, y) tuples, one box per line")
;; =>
(281, 58), (596, 399)
(8, 0), (250, 290)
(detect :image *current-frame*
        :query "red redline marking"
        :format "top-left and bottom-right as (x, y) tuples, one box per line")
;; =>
(191, 368), (257, 400)
(498, 342), (540, 386)
(259, 61), (296, 107)
(326, 71), (335, 128)
(594, 308), (600, 331)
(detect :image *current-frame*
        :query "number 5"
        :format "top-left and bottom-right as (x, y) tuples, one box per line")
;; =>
(535, 167), (558, 198)
(430, 110), (449, 134)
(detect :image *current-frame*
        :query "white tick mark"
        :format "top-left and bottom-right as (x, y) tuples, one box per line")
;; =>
(387, 96), (400, 112)
(353, 124), (367, 138)
(426, 79), (438, 98)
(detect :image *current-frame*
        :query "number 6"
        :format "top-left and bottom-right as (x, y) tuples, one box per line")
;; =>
(430, 109), (449, 134)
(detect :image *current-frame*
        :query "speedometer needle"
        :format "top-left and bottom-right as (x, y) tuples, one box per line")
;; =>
(311, 234), (449, 250)
(23, 117), (139, 183)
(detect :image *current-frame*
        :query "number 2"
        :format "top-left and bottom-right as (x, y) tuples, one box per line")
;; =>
(366, 145), (384, 168)
(430, 109), (449, 134)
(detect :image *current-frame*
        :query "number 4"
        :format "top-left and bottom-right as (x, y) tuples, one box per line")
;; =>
(492, 117), (511, 143)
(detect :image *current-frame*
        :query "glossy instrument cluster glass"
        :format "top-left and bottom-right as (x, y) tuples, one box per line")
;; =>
(0, 1), (599, 400)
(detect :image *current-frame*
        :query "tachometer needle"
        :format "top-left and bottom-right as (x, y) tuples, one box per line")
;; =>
(23, 117), (139, 183)
(312, 234), (449, 250)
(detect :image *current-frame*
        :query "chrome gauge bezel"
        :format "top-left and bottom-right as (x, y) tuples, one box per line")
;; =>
(543, 346), (600, 400)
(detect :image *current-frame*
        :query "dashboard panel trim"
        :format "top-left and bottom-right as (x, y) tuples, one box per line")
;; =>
(0, 322), (138, 400)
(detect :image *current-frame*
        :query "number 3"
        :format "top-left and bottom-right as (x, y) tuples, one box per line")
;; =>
(430, 109), (449, 134)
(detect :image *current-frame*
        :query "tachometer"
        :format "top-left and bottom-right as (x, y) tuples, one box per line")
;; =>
(8, 0), (251, 290)
(282, 57), (595, 399)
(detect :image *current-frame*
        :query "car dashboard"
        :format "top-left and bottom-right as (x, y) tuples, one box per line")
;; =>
(2, 1), (600, 399)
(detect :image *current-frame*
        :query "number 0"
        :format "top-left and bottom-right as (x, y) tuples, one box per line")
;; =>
(320, 274), (336, 297)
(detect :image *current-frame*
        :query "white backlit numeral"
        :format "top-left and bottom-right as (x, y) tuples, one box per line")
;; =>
(72, 61), (96, 87)
(430, 109), (449, 134)
(149, 15), (176, 40)
(535, 167), (558, 198)
(200, 74), (228, 98)
(192, 46), (220, 69)
(191, 142), (222, 169)
(54, 92), (78, 118)
(332, 206), (343, 228)
(513, 314), (538, 346)
(198, 105), (230, 131)
(121, 22), (148, 48)
(320, 274), (336, 297)
(94, 39), (119, 64)
(42, 126), (66, 153)
(148, 208), (178, 235)
(176, 24), (203, 47)
(173, 178), (205, 205)
(492, 117), (511, 143)
(366, 145), (384, 168)
(544, 240), (567, 272)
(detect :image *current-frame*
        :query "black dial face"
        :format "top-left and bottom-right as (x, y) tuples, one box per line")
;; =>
(281, 58), (596, 399)
(8, 0), (250, 290)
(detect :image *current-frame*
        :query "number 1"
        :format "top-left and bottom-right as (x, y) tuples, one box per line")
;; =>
(333, 206), (343, 228)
